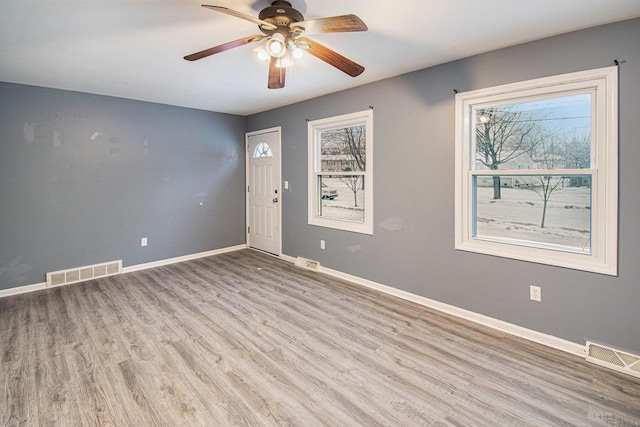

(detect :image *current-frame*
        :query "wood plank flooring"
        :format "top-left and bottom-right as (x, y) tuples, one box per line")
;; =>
(1, 249), (639, 426)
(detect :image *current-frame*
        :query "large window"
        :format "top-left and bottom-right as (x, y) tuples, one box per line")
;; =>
(455, 67), (618, 275)
(308, 110), (373, 234)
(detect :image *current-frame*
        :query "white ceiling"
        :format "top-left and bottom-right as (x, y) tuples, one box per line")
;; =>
(1, 0), (639, 116)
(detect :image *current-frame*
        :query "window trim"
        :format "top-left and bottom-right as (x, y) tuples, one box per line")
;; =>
(308, 109), (374, 234)
(454, 67), (618, 275)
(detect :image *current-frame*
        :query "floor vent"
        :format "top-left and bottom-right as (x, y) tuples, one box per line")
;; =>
(295, 257), (321, 272)
(586, 341), (640, 379)
(46, 260), (122, 288)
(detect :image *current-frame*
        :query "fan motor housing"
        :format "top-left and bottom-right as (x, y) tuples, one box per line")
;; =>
(259, 0), (304, 28)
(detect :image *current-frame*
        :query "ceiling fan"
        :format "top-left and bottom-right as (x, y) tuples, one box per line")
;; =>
(184, 1), (368, 89)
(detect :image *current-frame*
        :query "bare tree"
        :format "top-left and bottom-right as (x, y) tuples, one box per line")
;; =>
(526, 131), (591, 228)
(529, 135), (565, 228)
(321, 126), (365, 170)
(476, 107), (541, 199)
(321, 125), (366, 207)
(342, 175), (363, 207)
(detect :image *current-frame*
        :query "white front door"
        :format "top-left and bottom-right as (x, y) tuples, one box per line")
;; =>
(246, 128), (281, 255)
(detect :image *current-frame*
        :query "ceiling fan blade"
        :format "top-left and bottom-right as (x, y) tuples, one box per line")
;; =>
(202, 5), (277, 31)
(268, 56), (286, 89)
(291, 14), (367, 34)
(184, 35), (264, 61)
(297, 37), (364, 77)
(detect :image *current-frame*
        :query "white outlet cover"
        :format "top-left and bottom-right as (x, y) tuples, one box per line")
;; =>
(530, 285), (541, 301)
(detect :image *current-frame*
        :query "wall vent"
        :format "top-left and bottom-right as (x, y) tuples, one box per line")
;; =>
(294, 257), (320, 272)
(46, 260), (122, 288)
(586, 341), (640, 379)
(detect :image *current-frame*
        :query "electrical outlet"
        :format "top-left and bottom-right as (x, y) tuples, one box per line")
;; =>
(530, 285), (541, 302)
(320, 240), (325, 250)
(141, 237), (147, 247)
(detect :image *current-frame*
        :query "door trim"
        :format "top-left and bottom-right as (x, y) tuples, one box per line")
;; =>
(245, 126), (282, 256)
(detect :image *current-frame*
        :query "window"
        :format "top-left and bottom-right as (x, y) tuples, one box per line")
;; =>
(253, 141), (273, 158)
(308, 109), (374, 234)
(455, 67), (618, 275)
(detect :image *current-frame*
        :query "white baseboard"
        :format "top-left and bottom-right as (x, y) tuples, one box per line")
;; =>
(122, 244), (247, 273)
(0, 244), (248, 299)
(0, 281), (47, 298)
(281, 253), (585, 358)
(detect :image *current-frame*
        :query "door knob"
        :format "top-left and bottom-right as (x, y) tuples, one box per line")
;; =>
(273, 197), (278, 203)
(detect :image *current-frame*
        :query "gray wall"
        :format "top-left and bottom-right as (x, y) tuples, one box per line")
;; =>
(0, 83), (247, 290)
(247, 18), (640, 352)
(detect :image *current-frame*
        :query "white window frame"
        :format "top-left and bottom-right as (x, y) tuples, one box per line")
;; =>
(454, 67), (618, 275)
(308, 109), (374, 234)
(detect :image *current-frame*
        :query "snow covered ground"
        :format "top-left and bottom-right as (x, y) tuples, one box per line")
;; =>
(319, 178), (365, 223)
(318, 178), (591, 251)
(476, 186), (591, 251)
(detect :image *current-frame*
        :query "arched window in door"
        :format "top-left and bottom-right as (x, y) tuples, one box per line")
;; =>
(253, 142), (273, 158)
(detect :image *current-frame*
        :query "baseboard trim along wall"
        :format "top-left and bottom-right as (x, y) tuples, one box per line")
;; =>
(121, 244), (247, 274)
(0, 281), (48, 298)
(280, 253), (586, 358)
(0, 244), (248, 299)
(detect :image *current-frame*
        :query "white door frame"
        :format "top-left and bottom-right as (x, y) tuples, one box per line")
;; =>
(245, 126), (282, 255)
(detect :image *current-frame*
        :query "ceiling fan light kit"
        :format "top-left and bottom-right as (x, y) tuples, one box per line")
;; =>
(289, 41), (304, 60)
(184, 0), (368, 89)
(265, 31), (287, 57)
(255, 45), (271, 62)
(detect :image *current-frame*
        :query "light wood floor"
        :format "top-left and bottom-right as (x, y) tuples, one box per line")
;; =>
(1, 249), (639, 426)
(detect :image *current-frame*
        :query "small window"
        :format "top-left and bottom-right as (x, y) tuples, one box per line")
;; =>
(308, 110), (373, 234)
(253, 141), (272, 158)
(455, 67), (618, 275)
